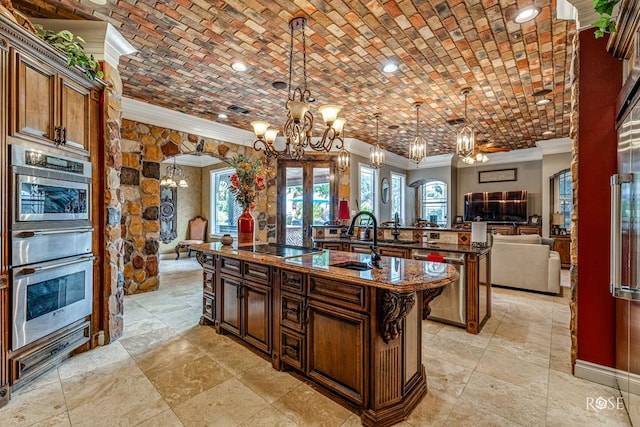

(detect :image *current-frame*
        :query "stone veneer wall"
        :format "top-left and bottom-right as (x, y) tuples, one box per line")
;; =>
(103, 62), (125, 342)
(119, 119), (277, 294)
(569, 31), (578, 371)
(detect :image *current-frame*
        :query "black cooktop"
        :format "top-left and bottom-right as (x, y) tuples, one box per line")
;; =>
(237, 243), (322, 258)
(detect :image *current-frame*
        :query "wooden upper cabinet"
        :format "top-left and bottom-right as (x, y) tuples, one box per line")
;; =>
(11, 50), (92, 155)
(14, 51), (55, 142)
(58, 76), (90, 151)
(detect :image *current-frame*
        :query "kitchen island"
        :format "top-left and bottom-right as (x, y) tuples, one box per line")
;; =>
(314, 237), (492, 334)
(191, 243), (458, 427)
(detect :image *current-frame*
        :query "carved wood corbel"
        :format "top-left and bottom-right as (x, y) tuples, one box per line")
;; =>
(381, 290), (416, 343)
(422, 287), (445, 319)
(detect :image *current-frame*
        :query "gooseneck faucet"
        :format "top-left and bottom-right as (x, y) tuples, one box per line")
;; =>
(347, 211), (382, 268)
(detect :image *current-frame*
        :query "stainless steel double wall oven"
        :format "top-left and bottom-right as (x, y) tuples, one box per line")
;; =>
(9, 143), (93, 350)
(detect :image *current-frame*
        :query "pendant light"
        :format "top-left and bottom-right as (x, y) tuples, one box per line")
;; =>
(456, 87), (475, 162)
(160, 157), (188, 188)
(409, 101), (426, 164)
(250, 17), (346, 160)
(370, 113), (385, 169)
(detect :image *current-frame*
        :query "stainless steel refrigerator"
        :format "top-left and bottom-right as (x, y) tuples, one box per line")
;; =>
(611, 91), (640, 425)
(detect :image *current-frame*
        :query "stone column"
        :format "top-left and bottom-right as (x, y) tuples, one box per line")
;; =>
(569, 30), (579, 371)
(103, 62), (125, 342)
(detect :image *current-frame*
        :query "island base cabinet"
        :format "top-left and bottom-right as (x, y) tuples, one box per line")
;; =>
(217, 272), (272, 354)
(219, 275), (242, 336)
(280, 328), (305, 371)
(307, 300), (368, 405)
(242, 281), (271, 354)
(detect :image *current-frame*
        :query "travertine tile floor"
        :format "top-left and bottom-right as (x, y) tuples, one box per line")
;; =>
(0, 260), (632, 426)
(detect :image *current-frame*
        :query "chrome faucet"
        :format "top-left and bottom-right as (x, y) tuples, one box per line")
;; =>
(391, 212), (401, 241)
(347, 211), (381, 268)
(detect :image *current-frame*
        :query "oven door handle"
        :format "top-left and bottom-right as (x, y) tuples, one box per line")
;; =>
(16, 255), (95, 276)
(17, 228), (94, 238)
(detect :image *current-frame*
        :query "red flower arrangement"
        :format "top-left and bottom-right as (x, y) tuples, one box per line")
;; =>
(226, 155), (266, 210)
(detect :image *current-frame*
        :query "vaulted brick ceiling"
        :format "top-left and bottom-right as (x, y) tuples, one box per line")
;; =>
(13, 0), (575, 159)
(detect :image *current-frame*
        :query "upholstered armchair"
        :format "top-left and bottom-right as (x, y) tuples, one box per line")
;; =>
(175, 216), (207, 259)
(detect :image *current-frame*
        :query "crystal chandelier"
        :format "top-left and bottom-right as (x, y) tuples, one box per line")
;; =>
(456, 88), (476, 163)
(251, 17), (347, 160)
(160, 157), (188, 188)
(409, 101), (426, 164)
(370, 114), (385, 169)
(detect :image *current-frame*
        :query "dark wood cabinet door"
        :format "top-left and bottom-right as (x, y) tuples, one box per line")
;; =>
(242, 280), (271, 353)
(220, 275), (242, 336)
(58, 76), (90, 152)
(60, 77), (91, 151)
(319, 242), (345, 251)
(379, 247), (409, 258)
(307, 300), (368, 405)
(13, 51), (56, 143)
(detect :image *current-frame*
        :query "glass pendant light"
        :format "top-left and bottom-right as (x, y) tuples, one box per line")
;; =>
(409, 101), (426, 164)
(370, 113), (385, 169)
(456, 88), (475, 162)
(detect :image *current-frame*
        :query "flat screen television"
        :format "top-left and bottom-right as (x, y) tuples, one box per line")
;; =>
(463, 191), (528, 223)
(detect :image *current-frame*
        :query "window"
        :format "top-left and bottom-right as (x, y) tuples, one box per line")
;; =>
(359, 164), (378, 217)
(557, 169), (572, 228)
(390, 172), (406, 223)
(210, 168), (241, 235)
(420, 180), (447, 227)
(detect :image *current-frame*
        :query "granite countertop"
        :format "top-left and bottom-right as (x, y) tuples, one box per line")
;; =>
(314, 238), (491, 255)
(190, 242), (459, 293)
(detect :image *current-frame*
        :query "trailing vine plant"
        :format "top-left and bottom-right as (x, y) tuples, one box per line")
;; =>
(592, 0), (621, 38)
(35, 25), (104, 80)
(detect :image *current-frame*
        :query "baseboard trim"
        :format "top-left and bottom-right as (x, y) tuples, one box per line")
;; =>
(575, 359), (640, 394)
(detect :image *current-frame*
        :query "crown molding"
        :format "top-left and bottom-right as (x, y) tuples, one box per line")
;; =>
(536, 138), (573, 155)
(162, 154), (221, 168)
(31, 19), (136, 68)
(122, 97), (256, 146)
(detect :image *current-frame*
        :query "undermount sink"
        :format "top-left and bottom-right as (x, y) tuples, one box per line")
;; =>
(377, 239), (417, 245)
(332, 261), (372, 271)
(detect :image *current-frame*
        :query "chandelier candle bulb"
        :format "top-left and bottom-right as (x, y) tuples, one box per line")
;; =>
(332, 118), (346, 135)
(286, 100), (309, 122)
(319, 105), (341, 124)
(264, 129), (278, 144)
(251, 121), (270, 138)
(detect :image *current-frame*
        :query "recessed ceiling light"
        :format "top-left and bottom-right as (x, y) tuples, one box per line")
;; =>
(382, 62), (398, 73)
(218, 113), (228, 119)
(231, 62), (247, 72)
(399, 130), (407, 134)
(388, 125), (400, 130)
(89, 0), (107, 4)
(272, 81), (287, 90)
(514, 5), (540, 23)
(536, 99), (551, 106)
(532, 88), (552, 97)
(543, 130), (554, 136)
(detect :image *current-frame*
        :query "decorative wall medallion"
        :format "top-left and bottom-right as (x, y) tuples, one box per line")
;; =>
(381, 291), (416, 343)
(159, 186), (177, 243)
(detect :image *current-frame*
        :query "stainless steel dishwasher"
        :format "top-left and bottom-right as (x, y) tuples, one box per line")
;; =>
(413, 250), (466, 327)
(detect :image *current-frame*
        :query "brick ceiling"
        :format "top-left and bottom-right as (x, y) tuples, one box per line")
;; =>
(13, 0), (575, 159)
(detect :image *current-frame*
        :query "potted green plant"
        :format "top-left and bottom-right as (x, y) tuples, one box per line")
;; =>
(34, 25), (104, 80)
(592, 0), (621, 38)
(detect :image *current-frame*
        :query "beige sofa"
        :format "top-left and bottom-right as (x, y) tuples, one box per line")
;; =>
(491, 234), (561, 295)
